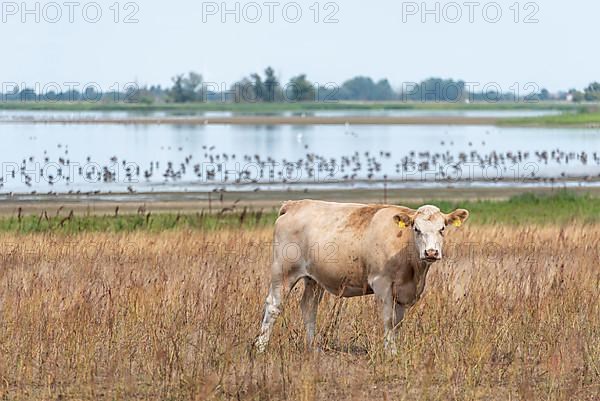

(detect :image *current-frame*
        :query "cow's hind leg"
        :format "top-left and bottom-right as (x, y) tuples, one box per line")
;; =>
(255, 262), (303, 353)
(300, 277), (324, 349)
(255, 282), (283, 353)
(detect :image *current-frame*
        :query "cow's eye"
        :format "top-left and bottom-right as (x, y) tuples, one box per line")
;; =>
(414, 227), (421, 234)
(439, 227), (445, 235)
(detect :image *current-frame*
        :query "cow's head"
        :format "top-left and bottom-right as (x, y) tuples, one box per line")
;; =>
(394, 205), (469, 262)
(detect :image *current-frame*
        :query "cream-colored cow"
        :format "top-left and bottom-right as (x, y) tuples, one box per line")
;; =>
(255, 200), (469, 353)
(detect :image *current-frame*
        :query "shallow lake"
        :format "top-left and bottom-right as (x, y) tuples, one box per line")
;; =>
(0, 120), (598, 194)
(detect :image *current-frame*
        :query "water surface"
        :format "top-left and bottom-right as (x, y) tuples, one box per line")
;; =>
(1, 121), (598, 194)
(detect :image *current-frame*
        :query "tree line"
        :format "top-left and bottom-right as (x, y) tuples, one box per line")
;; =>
(3, 67), (600, 104)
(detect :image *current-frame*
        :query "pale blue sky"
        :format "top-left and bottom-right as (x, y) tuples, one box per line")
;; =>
(0, 0), (595, 92)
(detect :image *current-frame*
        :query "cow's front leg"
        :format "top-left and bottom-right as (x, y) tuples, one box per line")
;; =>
(382, 298), (404, 354)
(371, 276), (405, 355)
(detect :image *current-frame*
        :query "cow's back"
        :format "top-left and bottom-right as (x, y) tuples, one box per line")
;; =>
(275, 199), (374, 246)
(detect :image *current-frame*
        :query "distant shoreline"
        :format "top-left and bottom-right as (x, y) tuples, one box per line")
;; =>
(0, 115), (503, 126)
(2, 114), (600, 127)
(1, 185), (599, 216)
(1, 101), (599, 126)
(0, 100), (583, 112)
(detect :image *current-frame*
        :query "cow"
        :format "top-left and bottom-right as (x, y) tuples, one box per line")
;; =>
(255, 200), (469, 353)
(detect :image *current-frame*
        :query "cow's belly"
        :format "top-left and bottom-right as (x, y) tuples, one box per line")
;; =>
(317, 281), (374, 297)
(306, 261), (372, 297)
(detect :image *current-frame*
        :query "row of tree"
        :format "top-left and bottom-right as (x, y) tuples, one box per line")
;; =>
(3, 67), (600, 103)
(163, 71), (600, 104)
(164, 71), (457, 103)
(568, 83), (600, 102)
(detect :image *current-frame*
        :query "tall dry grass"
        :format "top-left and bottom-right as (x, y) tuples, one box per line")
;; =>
(0, 224), (598, 400)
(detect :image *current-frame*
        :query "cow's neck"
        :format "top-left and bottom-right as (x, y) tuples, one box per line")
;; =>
(413, 260), (432, 301)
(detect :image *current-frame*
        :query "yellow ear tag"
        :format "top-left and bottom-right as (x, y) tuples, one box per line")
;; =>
(453, 220), (462, 227)
(398, 221), (406, 229)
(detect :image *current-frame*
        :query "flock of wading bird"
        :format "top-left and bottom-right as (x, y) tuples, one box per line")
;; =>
(1, 143), (599, 195)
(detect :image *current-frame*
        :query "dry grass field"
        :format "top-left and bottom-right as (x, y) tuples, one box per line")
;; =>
(0, 223), (599, 400)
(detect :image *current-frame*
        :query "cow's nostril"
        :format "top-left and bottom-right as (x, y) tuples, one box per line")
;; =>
(425, 249), (439, 258)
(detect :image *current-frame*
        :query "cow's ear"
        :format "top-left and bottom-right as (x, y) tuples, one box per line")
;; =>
(445, 209), (469, 227)
(393, 213), (413, 229)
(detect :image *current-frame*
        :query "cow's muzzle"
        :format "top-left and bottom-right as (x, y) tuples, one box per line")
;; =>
(423, 249), (440, 262)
